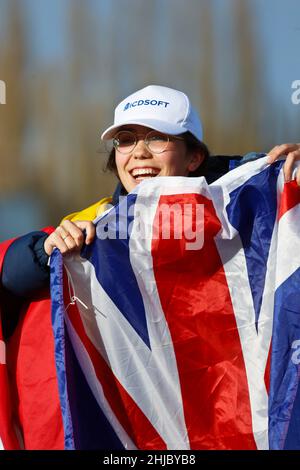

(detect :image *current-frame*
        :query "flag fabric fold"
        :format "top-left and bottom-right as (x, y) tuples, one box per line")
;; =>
(50, 158), (300, 450)
(1, 158), (300, 450)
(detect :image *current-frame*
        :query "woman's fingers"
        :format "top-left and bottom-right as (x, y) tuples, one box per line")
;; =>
(267, 143), (300, 184)
(296, 168), (300, 187)
(71, 220), (96, 245)
(44, 220), (96, 256)
(267, 144), (299, 163)
(282, 150), (300, 182)
(44, 231), (69, 256)
(60, 220), (85, 248)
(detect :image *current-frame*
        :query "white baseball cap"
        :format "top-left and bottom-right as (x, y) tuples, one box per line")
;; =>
(101, 85), (203, 142)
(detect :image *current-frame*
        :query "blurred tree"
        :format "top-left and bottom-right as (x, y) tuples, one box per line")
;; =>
(0, 0), (26, 193)
(196, 1), (218, 151)
(0, 0), (298, 240)
(67, 0), (117, 212)
(227, 0), (264, 152)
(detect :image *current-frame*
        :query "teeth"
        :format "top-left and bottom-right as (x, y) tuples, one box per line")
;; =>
(131, 168), (160, 177)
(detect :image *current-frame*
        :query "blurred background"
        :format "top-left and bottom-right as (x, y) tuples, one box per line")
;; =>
(0, 0), (299, 240)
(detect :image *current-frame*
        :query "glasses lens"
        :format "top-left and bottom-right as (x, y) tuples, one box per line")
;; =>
(113, 131), (136, 154)
(146, 131), (168, 153)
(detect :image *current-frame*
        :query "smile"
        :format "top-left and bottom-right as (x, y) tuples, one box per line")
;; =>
(130, 168), (160, 180)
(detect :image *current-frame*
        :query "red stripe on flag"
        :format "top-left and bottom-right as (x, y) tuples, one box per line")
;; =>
(152, 193), (257, 450)
(278, 180), (300, 220)
(64, 280), (167, 450)
(264, 340), (271, 395)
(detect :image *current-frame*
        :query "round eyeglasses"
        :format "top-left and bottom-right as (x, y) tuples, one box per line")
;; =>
(111, 130), (184, 154)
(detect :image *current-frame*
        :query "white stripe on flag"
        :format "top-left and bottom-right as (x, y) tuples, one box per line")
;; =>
(215, 235), (269, 450)
(65, 314), (137, 450)
(64, 255), (190, 449)
(64, 177), (215, 450)
(276, 203), (300, 290)
(211, 166), (277, 451)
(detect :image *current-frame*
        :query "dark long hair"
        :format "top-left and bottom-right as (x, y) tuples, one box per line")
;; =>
(104, 131), (210, 181)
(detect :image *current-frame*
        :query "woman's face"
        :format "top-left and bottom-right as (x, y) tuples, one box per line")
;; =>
(115, 125), (203, 193)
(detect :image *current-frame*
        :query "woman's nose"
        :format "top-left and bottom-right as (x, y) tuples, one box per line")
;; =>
(132, 138), (152, 159)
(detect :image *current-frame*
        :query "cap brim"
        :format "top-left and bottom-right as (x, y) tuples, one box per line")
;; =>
(101, 119), (188, 140)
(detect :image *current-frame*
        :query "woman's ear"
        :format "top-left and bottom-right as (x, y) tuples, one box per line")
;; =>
(187, 151), (205, 172)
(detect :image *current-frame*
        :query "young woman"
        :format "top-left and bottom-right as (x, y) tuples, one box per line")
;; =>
(1, 84), (300, 335)
(0, 84), (299, 450)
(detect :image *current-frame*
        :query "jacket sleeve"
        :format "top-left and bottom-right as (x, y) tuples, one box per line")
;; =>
(205, 155), (243, 183)
(205, 153), (267, 183)
(1, 231), (50, 298)
(228, 152), (267, 171)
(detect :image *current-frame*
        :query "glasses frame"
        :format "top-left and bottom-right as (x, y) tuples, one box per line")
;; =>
(112, 130), (185, 155)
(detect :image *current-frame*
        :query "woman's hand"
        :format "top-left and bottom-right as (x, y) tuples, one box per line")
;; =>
(44, 220), (96, 256)
(267, 143), (300, 184)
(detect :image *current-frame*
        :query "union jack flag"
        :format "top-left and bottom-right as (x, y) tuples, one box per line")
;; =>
(50, 158), (300, 450)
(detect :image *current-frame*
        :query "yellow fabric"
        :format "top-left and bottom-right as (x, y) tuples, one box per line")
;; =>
(61, 196), (112, 222)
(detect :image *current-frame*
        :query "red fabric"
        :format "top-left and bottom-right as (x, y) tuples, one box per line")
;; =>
(264, 341), (271, 394)
(7, 294), (64, 449)
(0, 227), (65, 449)
(0, 237), (21, 449)
(278, 180), (300, 220)
(152, 194), (257, 450)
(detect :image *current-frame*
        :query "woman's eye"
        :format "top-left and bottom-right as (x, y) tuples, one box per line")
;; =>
(119, 137), (134, 145)
(149, 135), (166, 142)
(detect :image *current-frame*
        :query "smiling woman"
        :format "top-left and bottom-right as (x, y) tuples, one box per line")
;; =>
(5, 83), (297, 261)
(1, 83), (300, 450)
(105, 126), (210, 193)
(103, 85), (210, 194)
(107, 124), (207, 193)
(2, 83), (300, 268)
